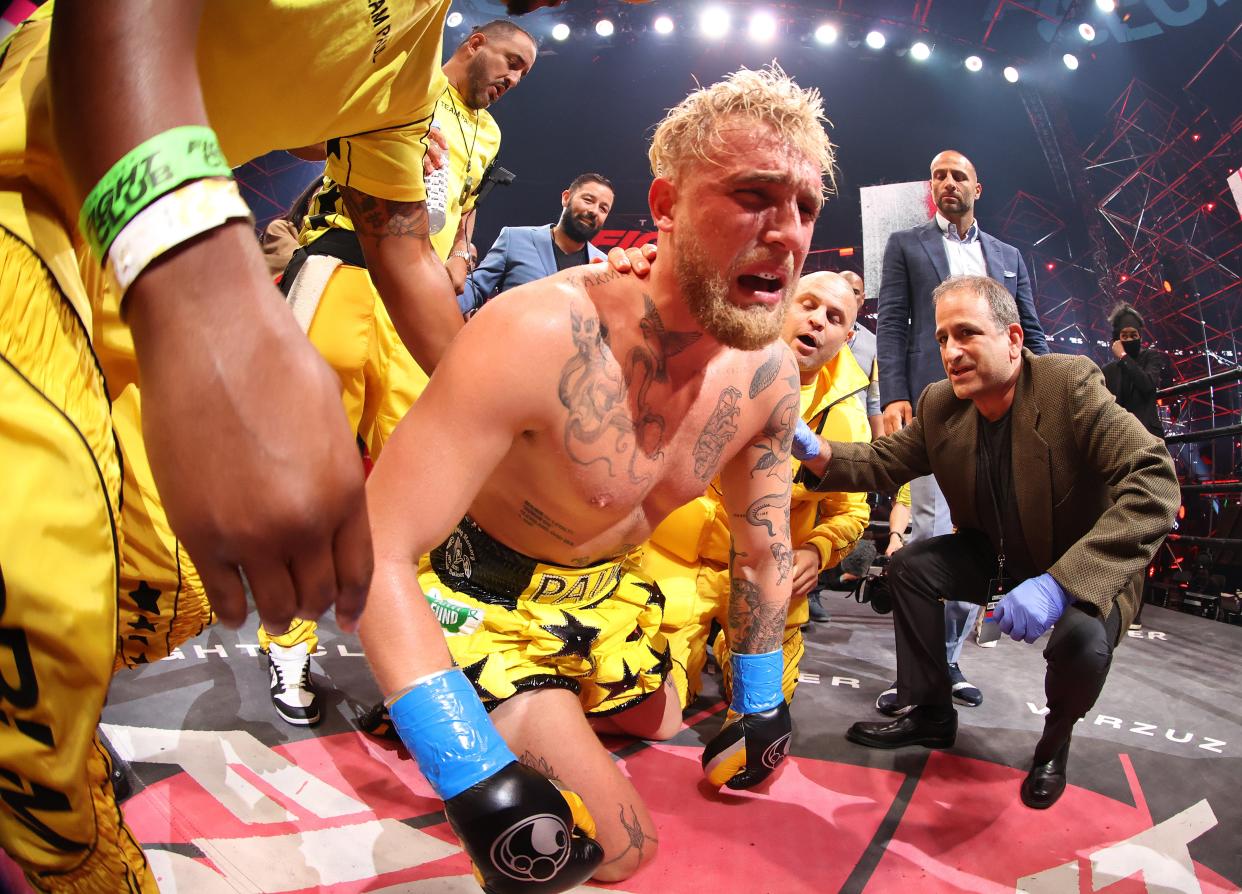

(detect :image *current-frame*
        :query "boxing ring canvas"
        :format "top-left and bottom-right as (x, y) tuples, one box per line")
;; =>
(58, 595), (1241, 893)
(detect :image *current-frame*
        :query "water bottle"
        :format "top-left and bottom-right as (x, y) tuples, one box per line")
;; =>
(425, 122), (449, 235)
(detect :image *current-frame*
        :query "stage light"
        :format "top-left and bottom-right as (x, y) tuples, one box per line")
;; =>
(1045, 262), (1055, 271)
(911, 41), (931, 61)
(446, 11), (463, 28)
(700, 7), (730, 39)
(1063, 53), (1079, 70)
(1078, 23), (1096, 41)
(1205, 202), (1216, 212)
(965, 55), (983, 72)
(654, 15), (674, 35)
(595, 19), (614, 37)
(814, 23), (838, 44)
(1096, 0), (1116, 11)
(1191, 133), (1201, 142)
(748, 11), (777, 42)
(1119, 274), (1129, 283)
(865, 30), (886, 49)
(551, 22), (570, 41)
(1003, 66), (1020, 83)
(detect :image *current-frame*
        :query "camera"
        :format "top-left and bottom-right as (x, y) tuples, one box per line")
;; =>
(853, 554), (892, 615)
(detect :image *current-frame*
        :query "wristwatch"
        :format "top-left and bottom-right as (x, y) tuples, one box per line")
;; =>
(448, 249), (472, 270)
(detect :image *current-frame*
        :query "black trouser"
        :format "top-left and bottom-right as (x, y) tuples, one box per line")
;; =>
(888, 530), (1121, 762)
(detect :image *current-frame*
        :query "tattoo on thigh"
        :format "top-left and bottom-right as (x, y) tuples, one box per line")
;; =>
(517, 750), (560, 783)
(602, 803), (658, 868)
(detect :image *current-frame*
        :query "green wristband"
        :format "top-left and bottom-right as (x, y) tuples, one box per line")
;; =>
(78, 125), (232, 258)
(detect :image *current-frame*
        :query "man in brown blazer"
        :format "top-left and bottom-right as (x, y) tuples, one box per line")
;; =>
(794, 273), (1178, 809)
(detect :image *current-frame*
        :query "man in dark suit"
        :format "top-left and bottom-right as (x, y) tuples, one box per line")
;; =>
(795, 274), (1178, 809)
(874, 150), (1051, 710)
(461, 172), (613, 313)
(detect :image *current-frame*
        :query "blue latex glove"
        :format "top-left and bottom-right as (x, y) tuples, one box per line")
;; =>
(792, 418), (820, 461)
(993, 573), (1071, 643)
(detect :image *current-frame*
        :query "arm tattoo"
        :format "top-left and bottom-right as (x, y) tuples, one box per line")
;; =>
(742, 491), (791, 538)
(770, 542), (793, 584)
(749, 346), (783, 398)
(341, 187), (430, 241)
(601, 804), (658, 869)
(517, 750), (560, 783)
(750, 385), (799, 480)
(727, 577), (787, 653)
(692, 386), (742, 480)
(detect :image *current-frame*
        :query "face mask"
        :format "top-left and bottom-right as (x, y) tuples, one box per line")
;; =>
(1122, 338), (1142, 358)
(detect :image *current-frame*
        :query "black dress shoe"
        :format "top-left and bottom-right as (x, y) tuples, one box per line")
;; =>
(846, 706), (957, 750)
(1021, 739), (1070, 809)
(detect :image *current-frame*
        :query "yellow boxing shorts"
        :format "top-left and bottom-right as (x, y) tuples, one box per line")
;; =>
(0, 230), (154, 891)
(420, 517), (671, 716)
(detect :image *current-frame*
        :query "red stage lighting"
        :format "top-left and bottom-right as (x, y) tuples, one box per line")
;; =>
(1045, 262), (1055, 271)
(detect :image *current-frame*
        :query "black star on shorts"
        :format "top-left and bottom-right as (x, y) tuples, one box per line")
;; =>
(543, 612), (601, 661)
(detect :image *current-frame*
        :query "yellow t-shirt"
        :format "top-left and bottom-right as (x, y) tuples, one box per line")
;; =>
(300, 82), (501, 262)
(0, 0), (451, 325)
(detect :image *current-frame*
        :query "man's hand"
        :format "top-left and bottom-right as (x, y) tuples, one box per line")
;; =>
(885, 532), (904, 557)
(882, 400), (912, 436)
(790, 547), (820, 599)
(606, 243), (657, 277)
(993, 573), (1071, 643)
(792, 419), (831, 477)
(127, 223), (372, 634)
(422, 126), (449, 178)
(446, 256), (469, 295)
(1110, 339), (1126, 360)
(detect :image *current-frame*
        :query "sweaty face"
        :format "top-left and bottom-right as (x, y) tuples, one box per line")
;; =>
(930, 151), (980, 219)
(462, 33), (536, 109)
(672, 123), (823, 352)
(934, 289), (1022, 408)
(783, 273), (856, 378)
(559, 183), (614, 242)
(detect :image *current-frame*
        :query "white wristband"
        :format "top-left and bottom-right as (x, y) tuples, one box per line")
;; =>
(107, 177), (252, 293)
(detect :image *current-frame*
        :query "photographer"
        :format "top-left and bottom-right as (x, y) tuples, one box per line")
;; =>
(795, 275), (1178, 810)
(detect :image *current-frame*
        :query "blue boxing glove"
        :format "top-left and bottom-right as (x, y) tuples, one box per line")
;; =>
(389, 669), (603, 892)
(791, 418), (820, 461)
(702, 650), (791, 790)
(993, 573), (1071, 644)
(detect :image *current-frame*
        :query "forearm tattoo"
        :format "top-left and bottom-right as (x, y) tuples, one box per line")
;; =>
(770, 542), (793, 584)
(341, 187), (429, 241)
(728, 577), (786, 653)
(517, 750), (561, 783)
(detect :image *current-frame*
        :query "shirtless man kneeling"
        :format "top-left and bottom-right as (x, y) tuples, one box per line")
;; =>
(360, 65), (837, 885)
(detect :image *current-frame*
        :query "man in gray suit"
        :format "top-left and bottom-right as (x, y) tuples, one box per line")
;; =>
(874, 150), (1050, 711)
(461, 172), (613, 313)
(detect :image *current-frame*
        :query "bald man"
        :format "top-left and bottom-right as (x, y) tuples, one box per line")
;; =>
(639, 271), (871, 708)
(872, 149), (1049, 713)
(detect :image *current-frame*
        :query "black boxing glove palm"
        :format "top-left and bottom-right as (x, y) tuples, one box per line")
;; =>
(446, 761), (603, 894)
(389, 669), (603, 892)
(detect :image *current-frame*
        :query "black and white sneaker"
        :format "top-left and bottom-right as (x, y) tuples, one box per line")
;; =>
(875, 682), (913, 717)
(268, 642), (321, 726)
(948, 662), (983, 707)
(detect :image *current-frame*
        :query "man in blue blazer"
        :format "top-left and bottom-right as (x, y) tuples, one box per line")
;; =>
(874, 150), (1049, 713)
(461, 172), (613, 314)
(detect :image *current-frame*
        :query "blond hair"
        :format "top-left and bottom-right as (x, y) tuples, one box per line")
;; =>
(648, 64), (837, 195)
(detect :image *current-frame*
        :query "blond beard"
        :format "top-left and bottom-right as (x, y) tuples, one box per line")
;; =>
(676, 232), (790, 351)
